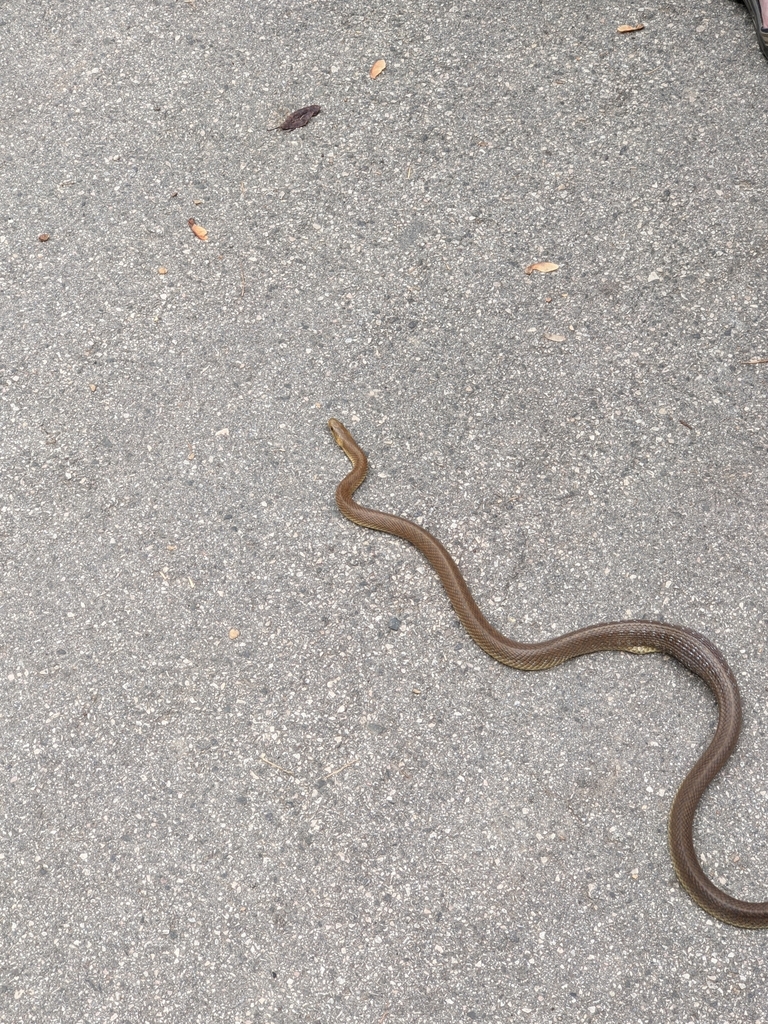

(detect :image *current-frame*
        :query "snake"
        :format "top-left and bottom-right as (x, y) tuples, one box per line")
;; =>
(328, 418), (768, 928)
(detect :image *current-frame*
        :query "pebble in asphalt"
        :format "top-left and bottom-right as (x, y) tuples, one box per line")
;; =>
(1, 1), (768, 1022)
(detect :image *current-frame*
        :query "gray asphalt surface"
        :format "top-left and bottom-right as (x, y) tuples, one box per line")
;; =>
(2, 0), (768, 1021)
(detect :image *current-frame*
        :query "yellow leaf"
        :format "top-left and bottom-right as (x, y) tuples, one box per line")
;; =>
(370, 59), (386, 79)
(188, 218), (208, 240)
(617, 23), (644, 33)
(525, 261), (559, 275)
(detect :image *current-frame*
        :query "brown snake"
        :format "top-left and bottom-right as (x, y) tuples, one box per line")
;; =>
(328, 418), (768, 928)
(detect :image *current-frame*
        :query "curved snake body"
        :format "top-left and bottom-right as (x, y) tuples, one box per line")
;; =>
(328, 418), (768, 928)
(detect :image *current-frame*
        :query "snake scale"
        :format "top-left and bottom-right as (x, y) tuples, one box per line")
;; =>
(328, 418), (768, 928)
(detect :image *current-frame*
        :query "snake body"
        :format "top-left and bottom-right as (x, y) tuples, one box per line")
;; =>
(328, 418), (768, 928)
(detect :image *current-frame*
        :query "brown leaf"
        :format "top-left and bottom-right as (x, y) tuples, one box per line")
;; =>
(370, 59), (386, 79)
(617, 23), (644, 33)
(229, 628), (240, 640)
(269, 105), (321, 131)
(158, 266), (168, 275)
(544, 333), (566, 342)
(38, 233), (50, 242)
(188, 218), (208, 241)
(525, 261), (559, 275)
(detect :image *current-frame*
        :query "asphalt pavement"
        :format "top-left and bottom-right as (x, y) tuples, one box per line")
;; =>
(2, 1), (768, 1021)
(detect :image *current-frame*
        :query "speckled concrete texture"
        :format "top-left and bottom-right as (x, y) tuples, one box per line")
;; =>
(1, 0), (768, 1021)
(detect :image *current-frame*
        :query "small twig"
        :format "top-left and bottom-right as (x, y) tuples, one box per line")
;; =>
(678, 419), (693, 430)
(240, 265), (246, 298)
(376, 1004), (391, 1024)
(321, 760), (358, 781)
(260, 754), (294, 776)
(741, 357), (768, 365)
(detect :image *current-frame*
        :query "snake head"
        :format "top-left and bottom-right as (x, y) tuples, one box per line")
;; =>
(328, 418), (346, 444)
(328, 419), (368, 476)
(328, 418), (357, 456)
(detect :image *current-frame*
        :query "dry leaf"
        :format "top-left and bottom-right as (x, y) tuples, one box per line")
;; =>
(544, 333), (566, 342)
(229, 628), (240, 640)
(269, 105), (321, 131)
(158, 266), (167, 275)
(38, 233), (50, 242)
(188, 218), (208, 240)
(370, 59), (386, 79)
(215, 427), (230, 437)
(89, 383), (97, 392)
(525, 261), (559, 275)
(617, 23), (644, 33)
